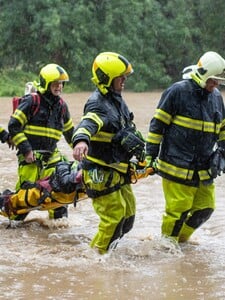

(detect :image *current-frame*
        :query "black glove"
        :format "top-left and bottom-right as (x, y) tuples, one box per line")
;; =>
(209, 147), (225, 178)
(113, 127), (145, 162)
(0, 130), (9, 144)
(49, 162), (78, 193)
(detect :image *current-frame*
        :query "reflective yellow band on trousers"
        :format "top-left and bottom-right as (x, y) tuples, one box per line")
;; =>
(158, 159), (211, 181)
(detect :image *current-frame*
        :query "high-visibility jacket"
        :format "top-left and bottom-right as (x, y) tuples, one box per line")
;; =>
(146, 79), (225, 186)
(8, 91), (74, 155)
(72, 89), (135, 174)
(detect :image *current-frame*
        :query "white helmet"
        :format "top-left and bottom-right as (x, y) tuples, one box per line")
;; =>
(182, 51), (225, 88)
(24, 82), (37, 95)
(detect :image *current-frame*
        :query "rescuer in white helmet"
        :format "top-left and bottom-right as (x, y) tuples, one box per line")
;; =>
(146, 51), (225, 248)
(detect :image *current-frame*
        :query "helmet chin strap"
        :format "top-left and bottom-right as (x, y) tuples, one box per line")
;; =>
(33, 80), (46, 94)
(91, 76), (109, 95)
(98, 85), (109, 95)
(191, 72), (206, 88)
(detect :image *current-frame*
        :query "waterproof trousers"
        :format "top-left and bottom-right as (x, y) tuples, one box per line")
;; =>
(83, 167), (136, 254)
(16, 149), (65, 190)
(16, 150), (68, 219)
(161, 178), (215, 242)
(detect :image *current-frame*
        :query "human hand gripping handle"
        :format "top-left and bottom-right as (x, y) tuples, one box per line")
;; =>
(73, 141), (89, 161)
(24, 150), (35, 163)
(6, 135), (15, 150)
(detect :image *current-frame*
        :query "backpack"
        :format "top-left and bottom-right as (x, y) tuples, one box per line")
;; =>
(12, 93), (66, 117)
(12, 93), (41, 116)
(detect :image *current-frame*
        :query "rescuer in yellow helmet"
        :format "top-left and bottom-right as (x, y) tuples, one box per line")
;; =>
(72, 52), (145, 254)
(8, 63), (74, 221)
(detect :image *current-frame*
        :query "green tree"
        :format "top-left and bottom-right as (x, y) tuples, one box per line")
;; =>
(1, 0), (225, 94)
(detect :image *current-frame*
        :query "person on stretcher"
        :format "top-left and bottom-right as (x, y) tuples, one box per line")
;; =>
(0, 161), (85, 221)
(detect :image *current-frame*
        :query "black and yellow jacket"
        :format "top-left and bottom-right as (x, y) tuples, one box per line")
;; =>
(8, 91), (74, 155)
(72, 89), (134, 174)
(146, 79), (225, 186)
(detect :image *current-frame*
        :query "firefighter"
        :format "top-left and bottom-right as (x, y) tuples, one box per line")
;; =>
(146, 51), (225, 246)
(8, 64), (74, 220)
(72, 52), (145, 254)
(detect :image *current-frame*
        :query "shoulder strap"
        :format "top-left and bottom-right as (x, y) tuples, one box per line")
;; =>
(30, 93), (41, 116)
(12, 93), (41, 116)
(12, 96), (22, 113)
(59, 97), (66, 116)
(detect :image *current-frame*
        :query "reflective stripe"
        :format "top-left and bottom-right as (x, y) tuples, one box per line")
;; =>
(222, 118), (225, 128)
(157, 159), (194, 180)
(146, 132), (162, 144)
(91, 131), (114, 143)
(154, 109), (172, 125)
(63, 118), (73, 132)
(24, 125), (62, 140)
(46, 151), (62, 164)
(219, 129), (225, 142)
(12, 109), (28, 126)
(198, 170), (211, 181)
(12, 133), (27, 146)
(73, 127), (91, 138)
(155, 108), (222, 133)
(86, 155), (128, 174)
(172, 115), (221, 133)
(82, 112), (103, 130)
(158, 159), (211, 181)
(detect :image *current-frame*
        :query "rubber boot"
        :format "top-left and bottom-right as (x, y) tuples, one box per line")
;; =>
(178, 223), (195, 243)
(48, 206), (68, 219)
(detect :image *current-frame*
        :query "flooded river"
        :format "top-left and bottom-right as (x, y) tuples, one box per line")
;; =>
(1, 92), (225, 299)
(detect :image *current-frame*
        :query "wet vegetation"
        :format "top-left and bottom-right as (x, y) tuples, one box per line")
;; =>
(1, 0), (225, 95)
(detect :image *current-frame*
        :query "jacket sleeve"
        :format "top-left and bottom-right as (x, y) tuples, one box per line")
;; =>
(217, 95), (225, 150)
(8, 95), (34, 154)
(72, 98), (105, 147)
(146, 86), (176, 158)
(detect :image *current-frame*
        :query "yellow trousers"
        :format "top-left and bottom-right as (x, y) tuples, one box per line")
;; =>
(162, 178), (215, 242)
(83, 167), (136, 253)
(16, 149), (66, 191)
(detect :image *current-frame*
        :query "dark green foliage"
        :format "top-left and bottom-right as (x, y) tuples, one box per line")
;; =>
(0, 0), (225, 95)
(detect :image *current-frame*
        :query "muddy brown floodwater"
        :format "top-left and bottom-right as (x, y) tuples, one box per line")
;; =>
(1, 92), (225, 300)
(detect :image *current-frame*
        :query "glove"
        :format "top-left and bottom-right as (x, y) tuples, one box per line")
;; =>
(145, 155), (157, 170)
(49, 162), (77, 193)
(0, 130), (9, 144)
(113, 127), (145, 161)
(209, 147), (225, 178)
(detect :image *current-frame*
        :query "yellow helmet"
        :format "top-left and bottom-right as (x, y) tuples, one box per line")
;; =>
(182, 51), (225, 88)
(91, 52), (133, 95)
(35, 63), (69, 93)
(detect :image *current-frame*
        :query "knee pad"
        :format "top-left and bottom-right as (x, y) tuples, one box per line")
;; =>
(122, 215), (135, 234)
(186, 208), (214, 229)
(107, 215), (135, 250)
